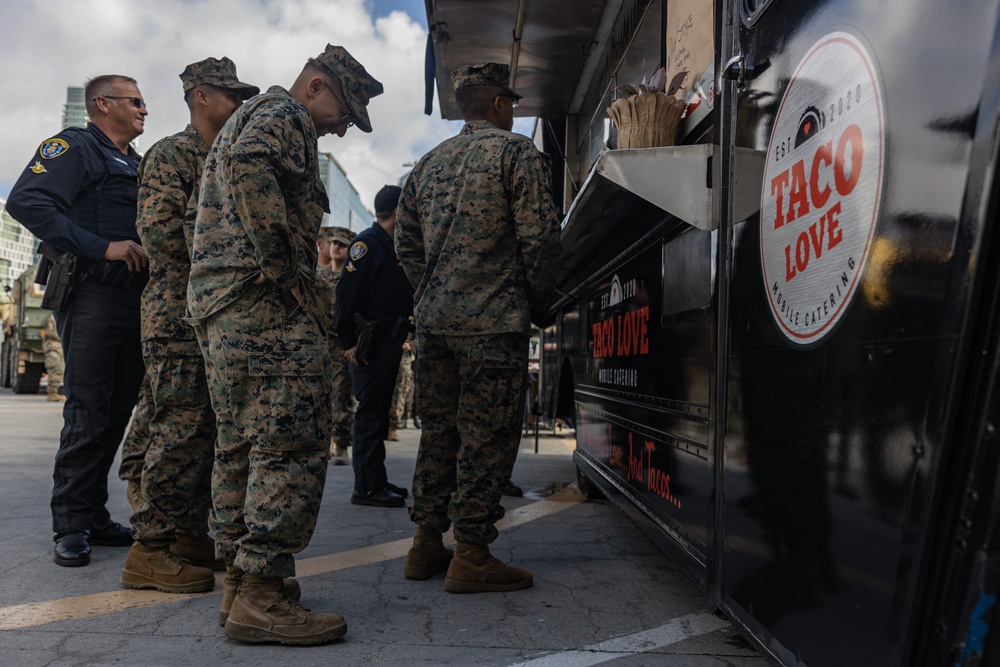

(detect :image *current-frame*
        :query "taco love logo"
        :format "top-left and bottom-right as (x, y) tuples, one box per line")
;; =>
(760, 32), (885, 346)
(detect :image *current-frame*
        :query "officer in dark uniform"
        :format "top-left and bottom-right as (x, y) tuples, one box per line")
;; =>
(6, 74), (149, 567)
(336, 185), (414, 507)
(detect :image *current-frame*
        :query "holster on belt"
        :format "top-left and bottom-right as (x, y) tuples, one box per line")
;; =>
(352, 313), (380, 364)
(37, 242), (80, 313)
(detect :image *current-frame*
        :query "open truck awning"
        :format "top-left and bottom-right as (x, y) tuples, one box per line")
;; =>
(424, 0), (609, 120)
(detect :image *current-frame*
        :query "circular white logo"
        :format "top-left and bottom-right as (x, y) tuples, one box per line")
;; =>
(760, 31), (885, 346)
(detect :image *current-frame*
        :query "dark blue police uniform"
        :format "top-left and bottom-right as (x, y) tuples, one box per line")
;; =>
(7, 123), (144, 561)
(335, 221), (414, 504)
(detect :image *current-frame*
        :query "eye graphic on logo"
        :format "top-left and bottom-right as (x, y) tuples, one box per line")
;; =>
(794, 106), (825, 148)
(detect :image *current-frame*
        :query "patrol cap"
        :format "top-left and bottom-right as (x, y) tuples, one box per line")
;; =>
(312, 44), (384, 133)
(374, 185), (402, 216)
(323, 226), (355, 245)
(179, 57), (259, 99)
(451, 62), (522, 100)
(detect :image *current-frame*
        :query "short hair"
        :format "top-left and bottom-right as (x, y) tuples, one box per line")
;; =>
(84, 75), (138, 116)
(455, 85), (504, 118)
(303, 59), (340, 91)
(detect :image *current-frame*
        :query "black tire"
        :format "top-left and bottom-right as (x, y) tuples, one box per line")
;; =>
(12, 362), (43, 395)
(0, 339), (11, 388)
(576, 465), (606, 500)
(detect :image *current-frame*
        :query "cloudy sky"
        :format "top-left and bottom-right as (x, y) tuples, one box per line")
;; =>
(0, 0), (531, 213)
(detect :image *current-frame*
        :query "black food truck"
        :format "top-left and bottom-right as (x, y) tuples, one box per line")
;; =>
(421, 0), (1000, 664)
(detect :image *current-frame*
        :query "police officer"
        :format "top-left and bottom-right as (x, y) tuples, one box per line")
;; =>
(336, 185), (414, 508)
(7, 75), (149, 568)
(396, 63), (560, 591)
(187, 44), (382, 645)
(119, 57), (259, 596)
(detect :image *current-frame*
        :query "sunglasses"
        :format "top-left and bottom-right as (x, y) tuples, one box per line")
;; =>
(97, 96), (147, 109)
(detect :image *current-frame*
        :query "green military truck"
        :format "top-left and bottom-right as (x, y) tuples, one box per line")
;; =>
(1, 264), (47, 394)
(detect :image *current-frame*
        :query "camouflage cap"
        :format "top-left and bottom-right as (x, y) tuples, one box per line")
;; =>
(313, 44), (383, 133)
(452, 62), (522, 100)
(179, 57), (259, 100)
(323, 226), (356, 245)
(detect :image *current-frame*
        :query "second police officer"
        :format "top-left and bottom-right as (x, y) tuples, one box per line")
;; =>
(336, 185), (414, 507)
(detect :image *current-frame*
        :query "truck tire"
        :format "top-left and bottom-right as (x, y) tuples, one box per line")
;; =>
(1, 339), (13, 388)
(577, 465), (606, 500)
(12, 362), (43, 395)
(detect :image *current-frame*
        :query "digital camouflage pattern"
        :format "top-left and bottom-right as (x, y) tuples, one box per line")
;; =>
(317, 263), (355, 450)
(395, 119), (560, 336)
(179, 57), (258, 98)
(312, 44), (384, 134)
(390, 344), (415, 428)
(139, 125), (206, 342)
(188, 86), (333, 578)
(197, 285), (331, 578)
(119, 375), (153, 483)
(43, 314), (64, 388)
(408, 332), (527, 544)
(129, 126), (217, 546)
(187, 86), (330, 323)
(397, 117), (558, 544)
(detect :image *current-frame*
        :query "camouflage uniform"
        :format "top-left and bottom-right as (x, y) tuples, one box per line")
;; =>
(119, 371), (153, 483)
(390, 342), (415, 429)
(43, 313), (65, 390)
(130, 125), (217, 546)
(187, 86), (335, 579)
(316, 231), (356, 452)
(395, 66), (560, 545)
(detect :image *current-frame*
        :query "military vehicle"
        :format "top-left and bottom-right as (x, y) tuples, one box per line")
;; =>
(1, 264), (47, 394)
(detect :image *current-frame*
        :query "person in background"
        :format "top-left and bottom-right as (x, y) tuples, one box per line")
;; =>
(42, 313), (65, 402)
(395, 63), (559, 592)
(335, 185), (414, 508)
(7, 74), (150, 568)
(186, 44), (382, 645)
(317, 226), (356, 466)
(120, 57), (259, 595)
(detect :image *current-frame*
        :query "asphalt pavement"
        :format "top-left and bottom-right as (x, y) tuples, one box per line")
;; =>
(0, 387), (767, 667)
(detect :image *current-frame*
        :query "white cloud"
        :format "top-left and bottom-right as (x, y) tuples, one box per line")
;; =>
(0, 0), (468, 210)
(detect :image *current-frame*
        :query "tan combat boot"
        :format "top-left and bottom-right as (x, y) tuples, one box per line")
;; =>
(387, 428), (400, 442)
(126, 479), (143, 512)
(331, 445), (349, 466)
(120, 543), (215, 593)
(47, 387), (65, 402)
(404, 526), (453, 580)
(444, 542), (533, 593)
(171, 534), (225, 571)
(219, 562), (303, 627)
(224, 575), (345, 645)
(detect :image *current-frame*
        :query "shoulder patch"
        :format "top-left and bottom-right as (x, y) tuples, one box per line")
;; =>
(350, 242), (367, 261)
(30, 161), (47, 174)
(39, 138), (69, 159)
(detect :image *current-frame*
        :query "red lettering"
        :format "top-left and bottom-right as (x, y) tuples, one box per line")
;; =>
(809, 141), (832, 209)
(639, 307), (649, 354)
(771, 170), (789, 229)
(796, 231), (810, 272)
(835, 124), (863, 196)
(808, 214), (825, 260)
(787, 161), (810, 223)
(826, 201), (843, 249)
(785, 244), (797, 281)
(621, 312), (632, 356)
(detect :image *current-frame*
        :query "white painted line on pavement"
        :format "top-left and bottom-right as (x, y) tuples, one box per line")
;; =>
(506, 611), (729, 667)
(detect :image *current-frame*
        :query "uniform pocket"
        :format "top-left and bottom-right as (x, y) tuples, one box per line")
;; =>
(249, 351), (325, 451)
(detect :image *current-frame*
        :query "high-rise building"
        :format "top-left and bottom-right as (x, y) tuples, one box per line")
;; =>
(0, 199), (41, 298)
(318, 153), (372, 232)
(63, 87), (88, 129)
